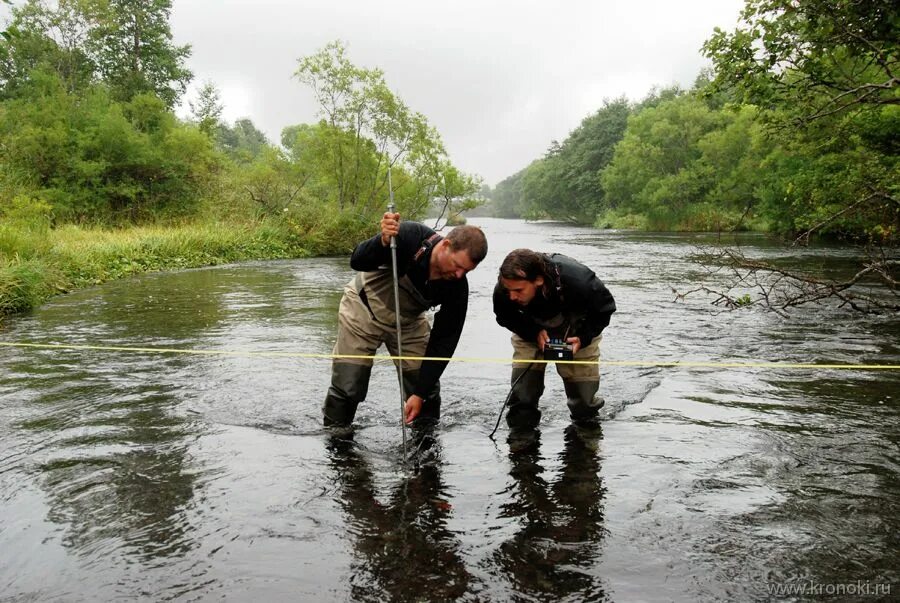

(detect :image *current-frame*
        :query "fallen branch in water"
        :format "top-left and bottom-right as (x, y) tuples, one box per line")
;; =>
(673, 247), (899, 316)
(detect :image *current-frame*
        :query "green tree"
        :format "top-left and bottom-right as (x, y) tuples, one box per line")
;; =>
(510, 98), (632, 223)
(520, 151), (568, 220)
(294, 40), (448, 213)
(703, 0), (899, 240)
(216, 118), (270, 163)
(85, 0), (191, 107)
(280, 122), (336, 202)
(0, 0), (95, 97)
(429, 161), (484, 226)
(659, 0), (899, 311)
(1, 0), (191, 107)
(557, 97), (631, 219)
(694, 103), (772, 226)
(238, 147), (310, 217)
(600, 94), (727, 226)
(703, 0), (897, 124)
(635, 84), (685, 111)
(0, 70), (215, 222)
(189, 80), (223, 136)
(491, 168), (527, 218)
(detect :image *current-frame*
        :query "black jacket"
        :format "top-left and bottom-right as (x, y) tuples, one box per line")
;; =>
(493, 253), (615, 348)
(351, 222), (468, 397)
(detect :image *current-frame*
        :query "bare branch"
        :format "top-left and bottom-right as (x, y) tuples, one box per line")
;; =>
(842, 29), (897, 80)
(803, 78), (900, 122)
(674, 247), (899, 315)
(792, 193), (880, 245)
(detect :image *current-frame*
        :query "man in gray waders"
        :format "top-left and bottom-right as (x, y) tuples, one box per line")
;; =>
(493, 249), (615, 446)
(323, 213), (488, 427)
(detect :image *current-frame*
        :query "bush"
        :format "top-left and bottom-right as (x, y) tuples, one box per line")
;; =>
(285, 206), (373, 255)
(0, 257), (64, 315)
(594, 210), (649, 230)
(0, 76), (218, 223)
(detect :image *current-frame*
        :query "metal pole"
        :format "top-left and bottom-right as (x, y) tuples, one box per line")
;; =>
(387, 167), (408, 462)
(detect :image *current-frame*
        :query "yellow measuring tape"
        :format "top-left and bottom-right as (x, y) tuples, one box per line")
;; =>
(1, 341), (897, 370)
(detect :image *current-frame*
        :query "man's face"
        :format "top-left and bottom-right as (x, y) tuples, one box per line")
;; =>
(500, 276), (544, 306)
(431, 241), (477, 280)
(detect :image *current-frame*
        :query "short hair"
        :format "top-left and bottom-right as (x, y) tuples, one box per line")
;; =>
(445, 225), (488, 264)
(499, 248), (550, 282)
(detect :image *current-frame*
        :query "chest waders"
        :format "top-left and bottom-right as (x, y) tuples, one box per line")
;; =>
(322, 195), (441, 460)
(505, 311), (604, 433)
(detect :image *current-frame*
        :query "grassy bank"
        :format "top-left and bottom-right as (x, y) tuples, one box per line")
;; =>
(0, 214), (371, 322)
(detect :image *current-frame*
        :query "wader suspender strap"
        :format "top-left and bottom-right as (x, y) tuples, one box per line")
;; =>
(353, 232), (442, 321)
(546, 255), (564, 303)
(412, 233), (443, 268)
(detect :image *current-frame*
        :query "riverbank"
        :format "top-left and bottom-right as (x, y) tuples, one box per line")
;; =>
(0, 217), (371, 322)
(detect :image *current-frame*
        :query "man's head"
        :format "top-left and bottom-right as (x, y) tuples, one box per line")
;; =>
(498, 248), (548, 305)
(429, 225), (488, 281)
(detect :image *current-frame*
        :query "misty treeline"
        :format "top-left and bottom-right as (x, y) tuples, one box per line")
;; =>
(0, 0), (481, 235)
(490, 0), (897, 244)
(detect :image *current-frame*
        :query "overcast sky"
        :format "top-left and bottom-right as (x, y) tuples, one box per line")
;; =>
(170, 1), (744, 186)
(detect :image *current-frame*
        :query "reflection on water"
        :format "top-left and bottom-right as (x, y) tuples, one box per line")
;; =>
(1, 220), (898, 600)
(489, 426), (607, 601)
(327, 430), (472, 601)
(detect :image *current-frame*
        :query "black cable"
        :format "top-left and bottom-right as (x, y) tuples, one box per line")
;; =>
(488, 362), (535, 439)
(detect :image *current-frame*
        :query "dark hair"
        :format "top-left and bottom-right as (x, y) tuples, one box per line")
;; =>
(445, 225), (488, 264)
(499, 248), (550, 282)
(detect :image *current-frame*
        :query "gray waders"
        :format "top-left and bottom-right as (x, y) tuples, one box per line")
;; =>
(323, 270), (440, 427)
(506, 333), (604, 431)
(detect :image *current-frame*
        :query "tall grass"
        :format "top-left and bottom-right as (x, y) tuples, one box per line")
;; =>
(0, 258), (64, 316)
(0, 213), (374, 322)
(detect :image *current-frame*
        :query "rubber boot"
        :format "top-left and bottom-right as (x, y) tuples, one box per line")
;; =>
(564, 379), (603, 426)
(506, 368), (545, 431)
(323, 363), (372, 427)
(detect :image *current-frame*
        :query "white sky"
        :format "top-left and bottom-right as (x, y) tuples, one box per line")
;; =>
(9, 1), (748, 186)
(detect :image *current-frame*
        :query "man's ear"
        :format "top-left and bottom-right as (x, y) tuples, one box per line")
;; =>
(535, 275), (545, 287)
(436, 238), (452, 253)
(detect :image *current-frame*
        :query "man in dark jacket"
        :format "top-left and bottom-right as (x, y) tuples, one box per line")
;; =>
(323, 211), (488, 427)
(493, 248), (615, 434)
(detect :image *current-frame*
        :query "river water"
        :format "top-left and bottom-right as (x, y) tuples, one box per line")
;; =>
(1, 218), (897, 601)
